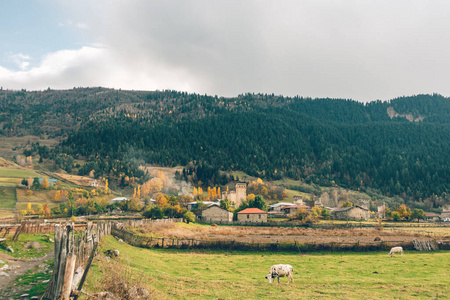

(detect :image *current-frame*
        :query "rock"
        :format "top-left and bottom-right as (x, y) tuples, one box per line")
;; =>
(31, 297), (40, 300)
(106, 249), (120, 257)
(49, 238), (54, 243)
(128, 286), (150, 299)
(118, 239), (124, 243)
(6, 246), (14, 253)
(104, 256), (111, 262)
(20, 294), (29, 298)
(0, 271), (10, 277)
(25, 241), (41, 250)
(0, 264), (9, 271)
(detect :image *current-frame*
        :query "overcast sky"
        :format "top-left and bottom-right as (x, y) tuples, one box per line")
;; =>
(1, 1), (450, 102)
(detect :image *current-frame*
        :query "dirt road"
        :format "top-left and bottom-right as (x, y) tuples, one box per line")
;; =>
(0, 251), (54, 300)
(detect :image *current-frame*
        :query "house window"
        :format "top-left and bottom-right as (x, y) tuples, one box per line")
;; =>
(259, 214), (261, 219)
(247, 215), (249, 219)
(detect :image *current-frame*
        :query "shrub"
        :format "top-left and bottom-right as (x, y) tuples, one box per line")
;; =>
(183, 211), (195, 223)
(143, 206), (164, 219)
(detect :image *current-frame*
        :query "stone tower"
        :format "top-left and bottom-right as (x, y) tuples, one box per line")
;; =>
(235, 183), (247, 207)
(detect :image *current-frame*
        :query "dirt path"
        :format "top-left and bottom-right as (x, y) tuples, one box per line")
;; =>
(0, 251), (54, 299)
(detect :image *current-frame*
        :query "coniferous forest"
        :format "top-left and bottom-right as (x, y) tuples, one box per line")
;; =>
(1, 88), (449, 207)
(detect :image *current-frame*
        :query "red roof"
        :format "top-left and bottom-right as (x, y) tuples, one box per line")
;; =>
(238, 208), (267, 214)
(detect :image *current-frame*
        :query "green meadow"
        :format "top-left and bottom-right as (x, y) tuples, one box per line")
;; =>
(0, 186), (17, 209)
(0, 167), (40, 178)
(85, 236), (450, 299)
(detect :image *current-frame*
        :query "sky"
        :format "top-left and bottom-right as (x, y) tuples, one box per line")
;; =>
(1, 0), (450, 102)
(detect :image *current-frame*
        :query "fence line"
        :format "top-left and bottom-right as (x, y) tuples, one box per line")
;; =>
(111, 225), (424, 252)
(196, 218), (449, 229)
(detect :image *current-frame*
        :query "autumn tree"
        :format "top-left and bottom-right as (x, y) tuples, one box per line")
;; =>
(43, 203), (51, 216)
(105, 179), (109, 193)
(156, 194), (169, 207)
(37, 204), (44, 215)
(128, 198), (143, 211)
(54, 190), (61, 202)
(27, 177), (33, 189)
(42, 177), (49, 189)
(141, 178), (163, 196)
(396, 204), (411, 220)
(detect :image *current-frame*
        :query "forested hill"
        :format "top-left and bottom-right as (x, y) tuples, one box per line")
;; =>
(1, 88), (449, 201)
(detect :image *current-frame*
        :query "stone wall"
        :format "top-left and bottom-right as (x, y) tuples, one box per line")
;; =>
(202, 205), (233, 222)
(237, 213), (267, 223)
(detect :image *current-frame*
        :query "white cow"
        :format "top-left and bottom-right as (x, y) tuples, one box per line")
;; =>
(388, 246), (403, 257)
(265, 264), (294, 284)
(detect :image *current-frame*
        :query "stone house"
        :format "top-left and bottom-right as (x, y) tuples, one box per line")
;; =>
(237, 208), (268, 223)
(331, 205), (370, 221)
(201, 204), (233, 223)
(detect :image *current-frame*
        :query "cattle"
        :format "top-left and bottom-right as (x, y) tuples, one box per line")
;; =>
(388, 246), (403, 257)
(265, 264), (294, 284)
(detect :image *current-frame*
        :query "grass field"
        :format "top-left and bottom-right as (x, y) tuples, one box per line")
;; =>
(0, 177), (22, 186)
(0, 167), (40, 178)
(85, 236), (450, 299)
(0, 186), (17, 209)
(0, 234), (54, 259)
(0, 209), (15, 218)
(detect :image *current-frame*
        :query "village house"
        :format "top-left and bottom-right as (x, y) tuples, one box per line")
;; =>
(268, 202), (296, 212)
(110, 197), (129, 203)
(331, 205), (370, 221)
(237, 208), (268, 223)
(441, 210), (450, 220)
(187, 201), (219, 211)
(201, 204), (233, 223)
(425, 212), (441, 222)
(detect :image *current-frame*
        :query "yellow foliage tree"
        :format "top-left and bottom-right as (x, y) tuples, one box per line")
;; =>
(27, 202), (32, 211)
(42, 177), (49, 189)
(156, 194), (169, 207)
(137, 185), (141, 199)
(54, 190), (61, 202)
(193, 187), (198, 197)
(247, 194), (256, 201)
(105, 179), (109, 193)
(217, 187), (221, 198)
(141, 178), (163, 196)
(37, 204), (44, 215)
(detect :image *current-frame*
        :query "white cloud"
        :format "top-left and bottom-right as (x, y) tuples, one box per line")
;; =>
(0, 46), (200, 92)
(2, 1), (450, 101)
(9, 53), (32, 71)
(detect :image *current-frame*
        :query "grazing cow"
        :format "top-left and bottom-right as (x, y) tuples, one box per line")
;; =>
(265, 264), (294, 284)
(388, 246), (403, 257)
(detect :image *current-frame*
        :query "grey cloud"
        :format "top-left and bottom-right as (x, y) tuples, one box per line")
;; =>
(5, 0), (450, 101)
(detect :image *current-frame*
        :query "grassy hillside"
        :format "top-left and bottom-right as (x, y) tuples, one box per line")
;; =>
(1, 89), (450, 207)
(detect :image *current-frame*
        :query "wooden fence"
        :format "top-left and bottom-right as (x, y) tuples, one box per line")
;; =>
(112, 225), (420, 252)
(196, 218), (450, 229)
(43, 221), (112, 300)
